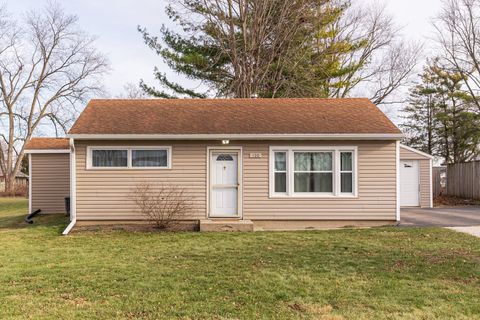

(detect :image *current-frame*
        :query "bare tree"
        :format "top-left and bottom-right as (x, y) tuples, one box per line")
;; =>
(0, 3), (108, 194)
(116, 82), (149, 99)
(332, 3), (422, 105)
(434, 0), (480, 110)
(132, 182), (192, 230)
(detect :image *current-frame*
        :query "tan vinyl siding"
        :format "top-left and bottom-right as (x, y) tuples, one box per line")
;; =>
(31, 153), (70, 213)
(243, 141), (396, 220)
(75, 140), (397, 221)
(400, 146), (432, 207)
(400, 147), (430, 160)
(418, 160), (431, 207)
(75, 141), (207, 220)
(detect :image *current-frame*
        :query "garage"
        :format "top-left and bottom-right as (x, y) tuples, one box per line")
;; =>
(399, 144), (433, 208)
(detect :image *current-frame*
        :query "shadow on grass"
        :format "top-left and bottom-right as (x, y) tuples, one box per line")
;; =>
(0, 197), (68, 233)
(0, 213), (68, 231)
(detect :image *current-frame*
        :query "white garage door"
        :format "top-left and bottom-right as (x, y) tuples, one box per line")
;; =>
(400, 160), (419, 207)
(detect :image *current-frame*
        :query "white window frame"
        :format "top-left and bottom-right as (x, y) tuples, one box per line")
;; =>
(86, 146), (172, 170)
(269, 146), (358, 198)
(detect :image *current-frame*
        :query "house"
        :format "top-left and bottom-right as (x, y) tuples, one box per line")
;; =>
(24, 98), (433, 234)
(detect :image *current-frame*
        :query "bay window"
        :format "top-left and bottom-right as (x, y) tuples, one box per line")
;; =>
(270, 147), (356, 197)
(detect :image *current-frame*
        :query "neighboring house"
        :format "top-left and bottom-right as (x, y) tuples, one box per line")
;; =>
(0, 167), (29, 194)
(24, 98), (433, 234)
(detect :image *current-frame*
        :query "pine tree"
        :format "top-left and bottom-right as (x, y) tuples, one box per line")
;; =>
(403, 60), (480, 163)
(402, 65), (439, 155)
(137, 0), (415, 101)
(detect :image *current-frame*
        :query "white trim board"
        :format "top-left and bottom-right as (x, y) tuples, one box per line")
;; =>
(68, 133), (404, 140)
(400, 144), (434, 159)
(429, 159), (433, 208)
(25, 149), (70, 154)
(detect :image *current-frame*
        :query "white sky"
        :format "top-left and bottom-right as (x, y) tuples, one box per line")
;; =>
(8, 0), (443, 97)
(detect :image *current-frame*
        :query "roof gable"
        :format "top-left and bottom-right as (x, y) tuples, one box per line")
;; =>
(68, 98), (401, 137)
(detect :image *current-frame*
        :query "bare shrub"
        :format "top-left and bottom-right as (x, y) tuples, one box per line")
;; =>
(131, 182), (192, 230)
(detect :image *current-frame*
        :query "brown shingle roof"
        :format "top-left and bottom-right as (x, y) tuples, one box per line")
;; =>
(68, 98), (401, 135)
(25, 138), (70, 150)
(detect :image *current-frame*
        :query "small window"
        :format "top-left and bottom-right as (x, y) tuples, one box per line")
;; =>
(294, 152), (333, 193)
(216, 154), (234, 161)
(274, 152), (287, 193)
(132, 149), (168, 167)
(340, 152), (353, 193)
(92, 150), (128, 167)
(89, 147), (171, 169)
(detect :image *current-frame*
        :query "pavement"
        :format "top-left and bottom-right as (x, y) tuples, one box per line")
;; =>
(445, 226), (480, 238)
(400, 207), (480, 238)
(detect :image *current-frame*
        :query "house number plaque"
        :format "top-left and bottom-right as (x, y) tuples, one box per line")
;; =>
(249, 153), (262, 158)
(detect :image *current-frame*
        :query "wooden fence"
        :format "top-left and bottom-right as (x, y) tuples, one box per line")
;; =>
(432, 166), (446, 197)
(446, 161), (480, 199)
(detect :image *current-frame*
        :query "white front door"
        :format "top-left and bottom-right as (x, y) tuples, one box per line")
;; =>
(210, 151), (239, 217)
(400, 160), (420, 207)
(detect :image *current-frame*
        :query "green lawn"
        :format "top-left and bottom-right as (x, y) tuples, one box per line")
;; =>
(0, 198), (479, 319)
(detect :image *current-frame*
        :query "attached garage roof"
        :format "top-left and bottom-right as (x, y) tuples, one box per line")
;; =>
(25, 138), (70, 152)
(68, 98), (402, 138)
(400, 144), (434, 159)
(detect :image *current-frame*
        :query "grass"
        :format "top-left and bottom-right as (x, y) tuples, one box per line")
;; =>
(0, 198), (479, 319)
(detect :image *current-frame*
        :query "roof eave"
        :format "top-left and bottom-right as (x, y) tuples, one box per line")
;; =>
(67, 133), (404, 140)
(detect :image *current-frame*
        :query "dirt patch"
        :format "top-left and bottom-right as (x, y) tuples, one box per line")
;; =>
(72, 222), (199, 234)
(288, 303), (342, 319)
(434, 195), (480, 207)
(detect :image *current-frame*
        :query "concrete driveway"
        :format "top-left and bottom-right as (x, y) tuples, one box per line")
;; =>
(400, 207), (480, 227)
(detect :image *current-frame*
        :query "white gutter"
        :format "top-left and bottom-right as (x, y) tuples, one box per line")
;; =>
(67, 133), (404, 140)
(62, 138), (76, 235)
(25, 149), (70, 154)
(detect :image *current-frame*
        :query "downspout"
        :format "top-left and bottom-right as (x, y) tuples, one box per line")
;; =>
(396, 140), (400, 222)
(28, 154), (32, 214)
(62, 138), (76, 235)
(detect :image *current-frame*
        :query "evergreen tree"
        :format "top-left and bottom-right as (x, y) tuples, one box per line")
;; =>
(138, 0), (417, 101)
(403, 60), (480, 163)
(402, 65), (439, 155)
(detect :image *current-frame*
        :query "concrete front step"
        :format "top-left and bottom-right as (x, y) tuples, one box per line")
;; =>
(199, 219), (254, 232)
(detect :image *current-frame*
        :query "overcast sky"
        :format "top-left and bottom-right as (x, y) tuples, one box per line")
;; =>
(9, 0), (443, 97)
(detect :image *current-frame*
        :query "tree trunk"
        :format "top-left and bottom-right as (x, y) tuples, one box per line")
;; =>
(4, 173), (15, 195)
